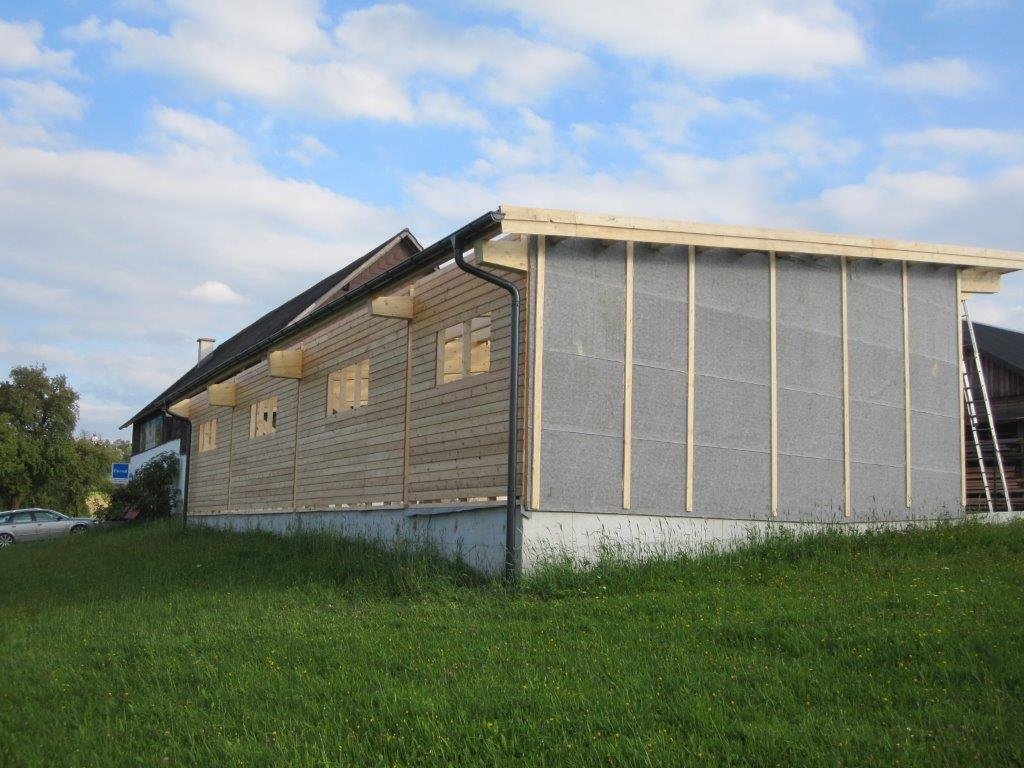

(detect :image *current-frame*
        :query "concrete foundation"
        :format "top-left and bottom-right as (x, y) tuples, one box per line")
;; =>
(191, 504), (510, 574)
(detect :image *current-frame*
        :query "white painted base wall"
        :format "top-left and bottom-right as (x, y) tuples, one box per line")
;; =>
(190, 506), (1022, 576)
(521, 509), (1021, 570)
(192, 505), (509, 574)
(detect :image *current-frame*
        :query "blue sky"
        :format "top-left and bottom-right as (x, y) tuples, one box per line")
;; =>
(0, 0), (1022, 438)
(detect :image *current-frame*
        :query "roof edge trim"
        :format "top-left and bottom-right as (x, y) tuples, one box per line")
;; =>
(499, 205), (1024, 271)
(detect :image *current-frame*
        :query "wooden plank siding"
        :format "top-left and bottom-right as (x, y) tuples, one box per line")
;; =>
(186, 390), (230, 514)
(185, 255), (529, 515)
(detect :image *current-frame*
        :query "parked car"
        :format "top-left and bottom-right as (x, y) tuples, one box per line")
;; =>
(0, 509), (98, 546)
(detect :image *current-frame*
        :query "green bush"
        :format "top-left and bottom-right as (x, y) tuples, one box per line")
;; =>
(103, 452), (179, 521)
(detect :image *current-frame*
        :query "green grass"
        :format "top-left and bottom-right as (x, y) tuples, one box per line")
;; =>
(1, 519), (1023, 767)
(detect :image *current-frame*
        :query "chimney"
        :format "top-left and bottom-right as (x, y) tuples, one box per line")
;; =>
(197, 337), (216, 363)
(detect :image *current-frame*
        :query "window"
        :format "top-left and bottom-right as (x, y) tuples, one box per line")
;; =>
(141, 417), (162, 451)
(327, 360), (370, 415)
(436, 315), (491, 385)
(34, 511), (61, 522)
(249, 396), (278, 438)
(198, 419), (218, 453)
(11, 512), (33, 524)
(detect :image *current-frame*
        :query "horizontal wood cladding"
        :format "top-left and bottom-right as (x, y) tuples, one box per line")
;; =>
(186, 391), (230, 514)
(184, 254), (529, 514)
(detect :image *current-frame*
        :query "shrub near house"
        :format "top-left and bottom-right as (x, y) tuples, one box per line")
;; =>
(103, 452), (180, 521)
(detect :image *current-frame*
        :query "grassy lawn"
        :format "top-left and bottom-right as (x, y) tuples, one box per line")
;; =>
(1, 519), (1022, 767)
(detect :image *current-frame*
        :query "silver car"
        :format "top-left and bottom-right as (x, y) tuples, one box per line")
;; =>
(0, 508), (97, 546)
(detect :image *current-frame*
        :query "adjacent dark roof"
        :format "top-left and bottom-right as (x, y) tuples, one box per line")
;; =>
(970, 321), (1024, 379)
(123, 209), (503, 429)
(123, 229), (421, 428)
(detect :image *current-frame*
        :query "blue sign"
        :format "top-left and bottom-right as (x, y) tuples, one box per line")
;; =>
(111, 463), (130, 483)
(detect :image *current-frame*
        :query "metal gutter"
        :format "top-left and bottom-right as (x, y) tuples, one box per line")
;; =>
(451, 224), (522, 580)
(123, 210), (502, 426)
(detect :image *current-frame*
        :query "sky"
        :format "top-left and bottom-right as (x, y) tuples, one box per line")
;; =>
(0, 0), (1022, 438)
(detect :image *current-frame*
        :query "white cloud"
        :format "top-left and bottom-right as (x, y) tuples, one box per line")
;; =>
(0, 107), (404, 436)
(0, 19), (74, 73)
(884, 128), (1024, 159)
(490, 0), (865, 79)
(570, 123), (598, 144)
(805, 164), (1024, 249)
(880, 57), (989, 97)
(286, 133), (336, 166)
(185, 281), (246, 304)
(0, 79), (84, 147)
(768, 120), (860, 167)
(335, 4), (589, 105)
(0, 79), (84, 121)
(475, 109), (556, 174)
(152, 106), (248, 158)
(628, 85), (764, 146)
(66, 2), (587, 126)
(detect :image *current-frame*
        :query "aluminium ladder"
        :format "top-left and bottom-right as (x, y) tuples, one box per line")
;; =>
(961, 299), (1013, 513)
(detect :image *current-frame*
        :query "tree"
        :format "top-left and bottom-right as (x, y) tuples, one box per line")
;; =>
(0, 366), (79, 508)
(0, 365), (121, 514)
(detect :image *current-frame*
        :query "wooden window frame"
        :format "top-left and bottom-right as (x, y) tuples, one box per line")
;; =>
(249, 396), (278, 439)
(435, 314), (491, 386)
(197, 419), (218, 453)
(327, 359), (370, 417)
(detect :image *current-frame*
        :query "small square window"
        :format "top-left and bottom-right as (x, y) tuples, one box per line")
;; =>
(436, 315), (491, 385)
(327, 359), (370, 415)
(198, 419), (218, 453)
(249, 396), (278, 438)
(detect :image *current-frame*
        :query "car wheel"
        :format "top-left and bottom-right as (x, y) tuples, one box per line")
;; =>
(0, 533), (13, 547)
(70, 525), (88, 535)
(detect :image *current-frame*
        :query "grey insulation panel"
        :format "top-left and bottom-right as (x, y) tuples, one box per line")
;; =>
(846, 260), (906, 518)
(534, 239), (962, 523)
(539, 238), (626, 513)
(629, 243), (688, 514)
(692, 250), (771, 518)
(776, 257), (844, 519)
(907, 266), (961, 515)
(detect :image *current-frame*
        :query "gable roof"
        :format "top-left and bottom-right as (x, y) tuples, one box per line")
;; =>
(123, 229), (422, 428)
(970, 321), (1024, 379)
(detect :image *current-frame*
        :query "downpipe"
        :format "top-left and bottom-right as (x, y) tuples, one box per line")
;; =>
(451, 232), (522, 580)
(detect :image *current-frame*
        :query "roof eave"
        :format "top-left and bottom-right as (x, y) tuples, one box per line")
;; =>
(121, 209), (501, 427)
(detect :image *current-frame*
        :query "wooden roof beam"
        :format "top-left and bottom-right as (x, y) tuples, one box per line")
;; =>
(960, 267), (1002, 295)
(268, 348), (304, 379)
(207, 381), (237, 407)
(167, 398), (191, 419)
(370, 293), (415, 320)
(474, 237), (528, 272)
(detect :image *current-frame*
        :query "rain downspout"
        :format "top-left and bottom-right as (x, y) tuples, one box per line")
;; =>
(451, 229), (522, 580)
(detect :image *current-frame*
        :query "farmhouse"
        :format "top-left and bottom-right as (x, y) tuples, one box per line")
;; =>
(124, 206), (1023, 574)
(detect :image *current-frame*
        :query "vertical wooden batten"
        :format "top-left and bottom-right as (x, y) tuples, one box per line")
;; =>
(291, 377), (301, 510)
(622, 241), (635, 510)
(529, 235), (546, 510)
(769, 251), (778, 517)
(840, 257), (852, 518)
(225, 406), (235, 512)
(901, 262), (912, 508)
(957, 269), (966, 507)
(685, 245), (696, 513)
(402, 286), (415, 505)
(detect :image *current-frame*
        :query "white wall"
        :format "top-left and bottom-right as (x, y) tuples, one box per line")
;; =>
(128, 439), (187, 507)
